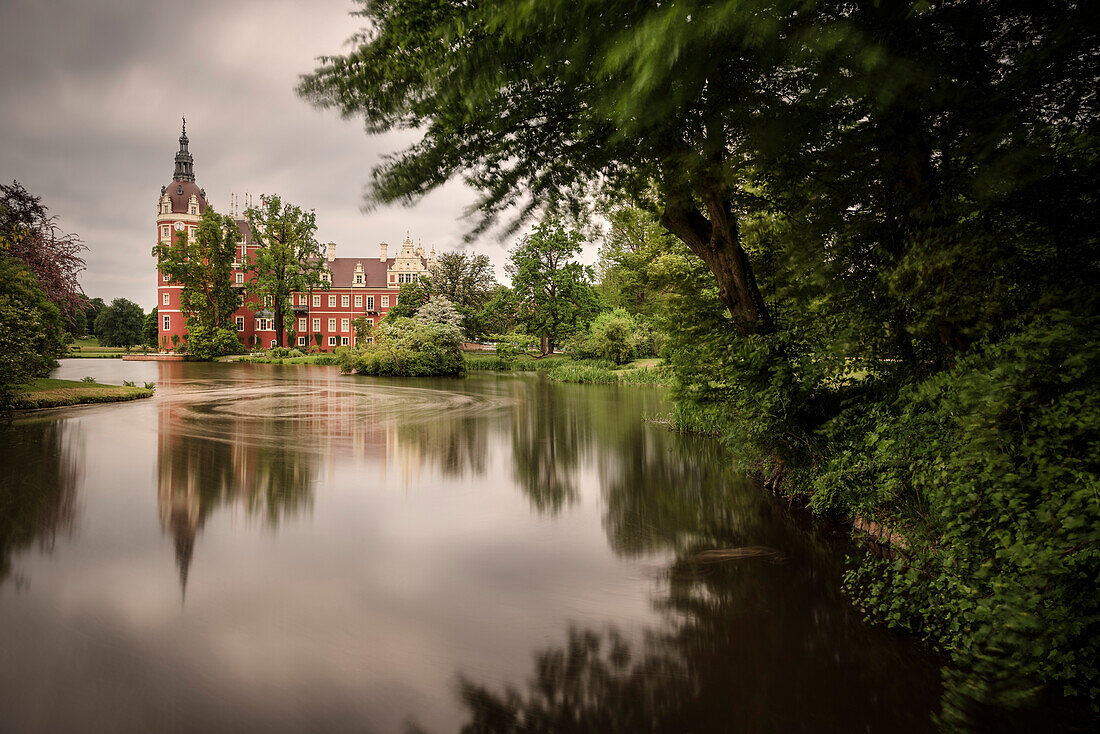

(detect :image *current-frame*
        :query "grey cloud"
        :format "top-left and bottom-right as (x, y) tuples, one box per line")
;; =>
(0, 0), (531, 310)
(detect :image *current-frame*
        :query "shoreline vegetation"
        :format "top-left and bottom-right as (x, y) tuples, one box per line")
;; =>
(13, 377), (154, 410)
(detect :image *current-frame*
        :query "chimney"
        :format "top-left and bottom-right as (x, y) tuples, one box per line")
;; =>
(326, 242), (336, 261)
(380, 242), (388, 261)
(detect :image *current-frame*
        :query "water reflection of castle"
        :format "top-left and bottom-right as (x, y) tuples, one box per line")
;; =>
(153, 376), (497, 594)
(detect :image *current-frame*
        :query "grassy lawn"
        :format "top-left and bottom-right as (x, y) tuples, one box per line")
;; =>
(66, 337), (129, 358)
(14, 377), (154, 409)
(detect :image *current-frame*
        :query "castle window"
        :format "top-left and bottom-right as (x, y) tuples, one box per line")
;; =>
(189, 205), (197, 215)
(341, 318), (349, 332)
(328, 318), (336, 331)
(298, 336), (306, 346)
(355, 274), (363, 284)
(355, 295), (362, 308)
(161, 225), (170, 239)
(312, 295), (320, 308)
(381, 296), (389, 308)
(328, 336), (337, 347)
(163, 274), (170, 282)
(328, 295), (336, 307)
(236, 273), (244, 284)
(236, 317), (244, 331)
(298, 318), (307, 332)
(341, 295), (349, 307)
(366, 296), (375, 310)
(162, 293), (169, 306)
(162, 315), (170, 331)
(341, 337), (349, 346)
(312, 318), (320, 332)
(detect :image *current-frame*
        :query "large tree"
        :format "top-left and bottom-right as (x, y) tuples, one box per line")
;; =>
(0, 256), (64, 410)
(152, 206), (242, 357)
(301, 1), (1100, 718)
(244, 195), (328, 348)
(430, 252), (498, 338)
(0, 181), (86, 315)
(93, 298), (144, 351)
(298, 0), (796, 333)
(507, 219), (598, 354)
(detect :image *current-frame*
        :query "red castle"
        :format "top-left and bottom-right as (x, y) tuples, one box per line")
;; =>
(155, 122), (435, 351)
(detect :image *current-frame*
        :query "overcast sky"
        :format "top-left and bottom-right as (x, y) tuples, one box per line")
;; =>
(0, 0), (580, 310)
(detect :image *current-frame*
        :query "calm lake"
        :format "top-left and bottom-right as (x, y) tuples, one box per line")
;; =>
(1, 360), (941, 733)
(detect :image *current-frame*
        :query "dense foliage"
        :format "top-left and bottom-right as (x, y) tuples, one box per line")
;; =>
(340, 298), (464, 377)
(507, 219), (599, 354)
(0, 255), (64, 410)
(153, 206), (244, 359)
(244, 194), (328, 348)
(0, 181), (86, 316)
(430, 252), (499, 338)
(568, 308), (650, 365)
(93, 298), (145, 351)
(304, 0), (1099, 722)
(383, 280), (430, 321)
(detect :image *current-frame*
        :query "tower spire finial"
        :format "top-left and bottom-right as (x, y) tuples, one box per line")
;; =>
(173, 119), (195, 183)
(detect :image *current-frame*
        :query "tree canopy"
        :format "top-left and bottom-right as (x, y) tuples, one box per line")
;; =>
(303, 0), (1100, 720)
(94, 298), (145, 351)
(0, 255), (64, 409)
(430, 252), (498, 338)
(0, 181), (86, 315)
(153, 206), (243, 358)
(244, 195), (328, 348)
(507, 219), (598, 354)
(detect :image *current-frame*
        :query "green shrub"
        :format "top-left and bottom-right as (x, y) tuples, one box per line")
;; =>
(492, 332), (537, 362)
(837, 311), (1099, 720)
(80, 376), (96, 383)
(265, 346), (305, 359)
(342, 316), (464, 377)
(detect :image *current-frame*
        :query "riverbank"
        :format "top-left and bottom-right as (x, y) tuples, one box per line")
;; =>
(14, 377), (154, 409)
(465, 353), (672, 385)
(229, 353), (339, 365)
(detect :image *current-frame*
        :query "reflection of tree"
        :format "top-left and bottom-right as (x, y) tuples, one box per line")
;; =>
(451, 393), (946, 733)
(396, 414), (489, 478)
(157, 402), (316, 594)
(452, 544), (942, 734)
(509, 380), (586, 514)
(0, 420), (80, 585)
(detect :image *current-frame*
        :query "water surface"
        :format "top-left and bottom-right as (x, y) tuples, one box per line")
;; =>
(0, 360), (940, 732)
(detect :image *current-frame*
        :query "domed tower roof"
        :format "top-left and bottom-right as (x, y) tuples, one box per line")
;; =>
(160, 119), (207, 215)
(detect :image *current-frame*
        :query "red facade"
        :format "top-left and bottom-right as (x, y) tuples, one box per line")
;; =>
(155, 126), (431, 352)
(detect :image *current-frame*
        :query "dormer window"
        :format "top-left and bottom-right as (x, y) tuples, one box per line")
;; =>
(189, 205), (197, 215)
(355, 274), (363, 284)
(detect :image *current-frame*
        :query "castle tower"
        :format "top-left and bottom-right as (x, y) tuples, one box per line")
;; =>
(155, 119), (208, 350)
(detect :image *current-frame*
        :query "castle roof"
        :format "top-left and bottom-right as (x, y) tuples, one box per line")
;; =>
(328, 256), (397, 288)
(162, 180), (207, 215)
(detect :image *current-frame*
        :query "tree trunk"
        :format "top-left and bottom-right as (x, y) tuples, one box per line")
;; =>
(660, 193), (773, 335)
(274, 307), (284, 349)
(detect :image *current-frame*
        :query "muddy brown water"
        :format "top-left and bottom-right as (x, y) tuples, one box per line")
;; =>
(0, 360), (941, 733)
